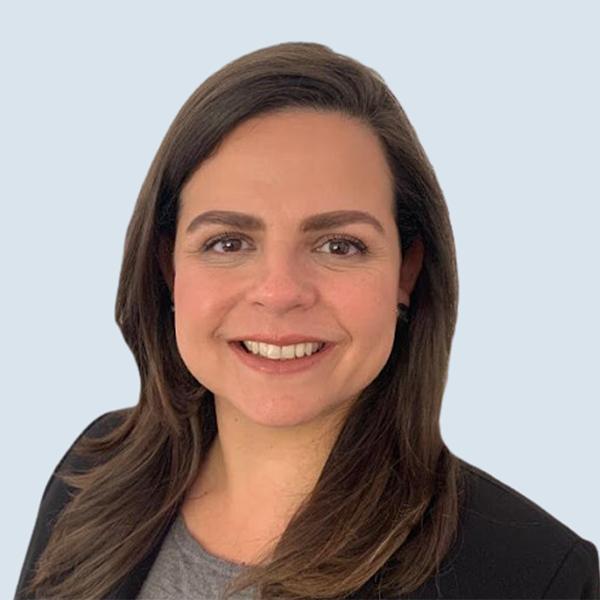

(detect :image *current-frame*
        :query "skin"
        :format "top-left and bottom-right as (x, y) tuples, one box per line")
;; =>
(159, 109), (424, 563)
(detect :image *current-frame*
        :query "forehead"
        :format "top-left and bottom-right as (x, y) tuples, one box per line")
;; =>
(179, 110), (395, 222)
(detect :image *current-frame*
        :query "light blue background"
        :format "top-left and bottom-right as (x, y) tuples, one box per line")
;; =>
(1, 1), (598, 596)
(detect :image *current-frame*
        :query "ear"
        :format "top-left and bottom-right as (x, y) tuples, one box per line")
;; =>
(158, 236), (175, 297)
(397, 238), (424, 306)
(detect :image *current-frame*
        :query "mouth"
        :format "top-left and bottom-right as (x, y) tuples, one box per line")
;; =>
(234, 340), (328, 357)
(228, 340), (336, 375)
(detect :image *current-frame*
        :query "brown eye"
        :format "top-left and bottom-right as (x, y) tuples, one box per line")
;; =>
(316, 235), (368, 256)
(201, 232), (251, 254)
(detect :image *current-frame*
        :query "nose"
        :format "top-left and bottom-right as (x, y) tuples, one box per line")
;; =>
(244, 245), (318, 314)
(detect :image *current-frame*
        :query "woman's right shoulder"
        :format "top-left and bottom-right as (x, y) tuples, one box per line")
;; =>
(40, 408), (133, 503)
(15, 409), (136, 600)
(77, 408), (131, 439)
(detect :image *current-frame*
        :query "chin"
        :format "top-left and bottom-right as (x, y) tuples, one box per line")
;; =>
(215, 392), (336, 429)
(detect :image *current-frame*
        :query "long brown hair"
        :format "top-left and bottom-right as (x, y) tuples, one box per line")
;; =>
(24, 41), (464, 599)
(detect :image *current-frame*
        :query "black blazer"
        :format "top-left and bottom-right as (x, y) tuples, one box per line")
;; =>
(15, 411), (600, 599)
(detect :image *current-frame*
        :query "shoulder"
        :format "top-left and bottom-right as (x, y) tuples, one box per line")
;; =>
(414, 458), (599, 598)
(15, 410), (133, 599)
(40, 408), (131, 503)
(458, 458), (582, 539)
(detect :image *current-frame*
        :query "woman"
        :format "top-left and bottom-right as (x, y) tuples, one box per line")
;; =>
(15, 41), (599, 600)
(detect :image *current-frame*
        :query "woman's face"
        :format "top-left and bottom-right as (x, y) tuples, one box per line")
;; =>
(168, 109), (420, 429)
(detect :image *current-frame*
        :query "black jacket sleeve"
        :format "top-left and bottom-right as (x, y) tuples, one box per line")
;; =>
(14, 412), (119, 600)
(542, 538), (600, 599)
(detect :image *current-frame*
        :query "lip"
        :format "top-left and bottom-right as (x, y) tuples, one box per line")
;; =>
(228, 341), (336, 375)
(230, 335), (329, 345)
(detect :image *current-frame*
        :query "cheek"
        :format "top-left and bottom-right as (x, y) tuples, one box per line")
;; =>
(172, 269), (228, 387)
(339, 277), (397, 358)
(173, 262), (230, 315)
(172, 266), (221, 348)
(336, 276), (395, 328)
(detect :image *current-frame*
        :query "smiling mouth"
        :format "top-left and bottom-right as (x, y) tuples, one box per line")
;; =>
(234, 341), (328, 358)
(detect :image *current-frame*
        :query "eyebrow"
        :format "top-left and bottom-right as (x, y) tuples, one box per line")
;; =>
(185, 210), (385, 236)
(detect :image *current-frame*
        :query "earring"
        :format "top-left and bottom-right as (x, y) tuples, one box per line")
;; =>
(170, 303), (175, 312)
(397, 303), (409, 323)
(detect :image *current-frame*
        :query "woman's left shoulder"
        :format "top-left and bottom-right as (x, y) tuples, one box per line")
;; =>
(434, 459), (600, 599)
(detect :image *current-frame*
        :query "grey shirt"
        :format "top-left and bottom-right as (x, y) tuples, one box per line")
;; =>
(136, 512), (257, 600)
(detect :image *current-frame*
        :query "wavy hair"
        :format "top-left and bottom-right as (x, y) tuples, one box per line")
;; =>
(23, 41), (464, 599)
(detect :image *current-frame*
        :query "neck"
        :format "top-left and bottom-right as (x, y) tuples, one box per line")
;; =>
(189, 397), (349, 524)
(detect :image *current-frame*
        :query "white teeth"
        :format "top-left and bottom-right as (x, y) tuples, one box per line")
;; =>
(241, 341), (325, 360)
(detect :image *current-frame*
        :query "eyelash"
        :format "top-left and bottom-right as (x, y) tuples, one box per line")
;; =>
(200, 230), (370, 257)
